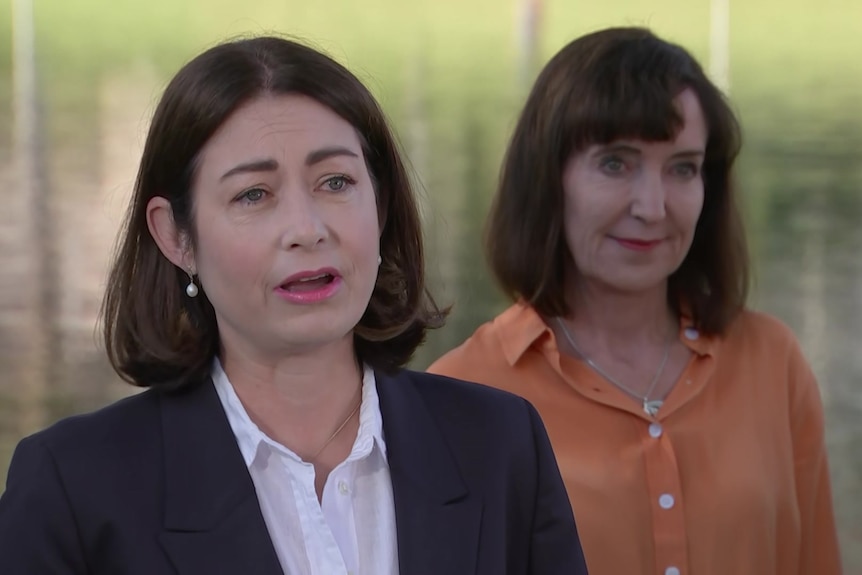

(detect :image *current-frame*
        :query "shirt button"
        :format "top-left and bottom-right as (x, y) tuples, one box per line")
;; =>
(338, 480), (350, 495)
(684, 327), (699, 340)
(649, 423), (663, 438)
(659, 494), (675, 509)
(665, 567), (681, 575)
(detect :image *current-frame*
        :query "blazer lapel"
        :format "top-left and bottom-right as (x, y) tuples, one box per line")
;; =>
(157, 379), (283, 575)
(376, 370), (483, 575)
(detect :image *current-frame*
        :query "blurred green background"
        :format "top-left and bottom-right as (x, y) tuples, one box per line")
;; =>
(1, 0), (860, 570)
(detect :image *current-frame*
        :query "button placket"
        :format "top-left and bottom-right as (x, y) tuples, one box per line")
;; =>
(642, 416), (688, 575)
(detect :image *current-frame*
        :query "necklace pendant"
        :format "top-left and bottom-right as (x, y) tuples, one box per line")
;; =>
(643, 400), (663, 417)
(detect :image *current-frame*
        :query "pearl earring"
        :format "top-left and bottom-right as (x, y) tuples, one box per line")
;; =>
(377, 255), (382, 265)
(185, 269), (199, 298)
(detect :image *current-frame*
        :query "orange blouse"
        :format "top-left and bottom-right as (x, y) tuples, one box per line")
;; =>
(428, 302), (842, 575)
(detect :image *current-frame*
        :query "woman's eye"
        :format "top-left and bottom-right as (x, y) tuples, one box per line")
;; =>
(599, 156), (626, 174)
(323, 175), (353, 191)
(238, 188), (265, 203)
(672, 163), (699, 178)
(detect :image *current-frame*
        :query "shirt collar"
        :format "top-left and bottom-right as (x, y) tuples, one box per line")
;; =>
(677, 317), (718, 357)
(495, 300), (718, 365)
(496, 301), (555, 366)
(211, 358), (387, 468)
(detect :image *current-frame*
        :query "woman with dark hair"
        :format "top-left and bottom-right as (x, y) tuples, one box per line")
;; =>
(430, 27), (841, 575)
(0, 36), (587, 575)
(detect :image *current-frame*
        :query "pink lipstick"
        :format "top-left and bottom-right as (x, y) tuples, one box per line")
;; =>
(274, 268), (342, 304)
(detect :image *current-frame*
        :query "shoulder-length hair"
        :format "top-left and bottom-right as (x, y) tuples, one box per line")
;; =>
(487, 27), (749, 334)
(101, 36), (445, 391)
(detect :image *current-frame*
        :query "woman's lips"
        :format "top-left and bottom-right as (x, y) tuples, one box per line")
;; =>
(612, 237), (663, 251)
(274, 269), (343, 304)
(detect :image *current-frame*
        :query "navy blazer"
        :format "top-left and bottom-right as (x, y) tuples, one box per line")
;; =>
(0, 369), (588, 574)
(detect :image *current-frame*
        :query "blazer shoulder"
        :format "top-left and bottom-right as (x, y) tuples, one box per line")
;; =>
(18, 386), (163, 464)
(403, 370), (529, 408)
(395, 369), (538, 439)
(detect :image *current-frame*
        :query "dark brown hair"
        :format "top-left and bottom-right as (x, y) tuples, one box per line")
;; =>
(101, 36), (445, 391)
(487, 27), (749, 334)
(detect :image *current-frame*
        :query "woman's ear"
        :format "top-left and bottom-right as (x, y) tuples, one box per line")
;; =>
(146, 196), (195, 271)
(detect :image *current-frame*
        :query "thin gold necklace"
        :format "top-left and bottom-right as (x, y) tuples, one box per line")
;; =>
(309, 388), (362, 462)
(555, 317), (671, 417)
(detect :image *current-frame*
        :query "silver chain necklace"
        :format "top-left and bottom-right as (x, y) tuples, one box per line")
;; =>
(555, 317), (671, 417)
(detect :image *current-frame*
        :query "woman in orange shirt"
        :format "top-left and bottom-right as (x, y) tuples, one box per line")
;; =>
(429, 27), (842, 575)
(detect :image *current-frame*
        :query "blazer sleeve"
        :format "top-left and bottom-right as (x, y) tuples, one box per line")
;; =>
(524, 400), (589, 574)
(0, 435), (89, 574)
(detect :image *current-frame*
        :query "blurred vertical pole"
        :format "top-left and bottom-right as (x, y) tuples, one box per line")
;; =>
(517, 0), (542, 94)
(709, 0), (731, 93)
(405, 50), (428, 201)
(799, 221), (829, 403)
(12, 0), (48, 432)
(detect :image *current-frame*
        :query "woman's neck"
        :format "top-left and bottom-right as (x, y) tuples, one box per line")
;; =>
(220, 336), (362, 407)
(218, 335), (364, 462)
(564, 279), (677, 356)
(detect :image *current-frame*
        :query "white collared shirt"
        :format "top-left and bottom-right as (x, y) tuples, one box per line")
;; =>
(212, 359), (399, 575)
